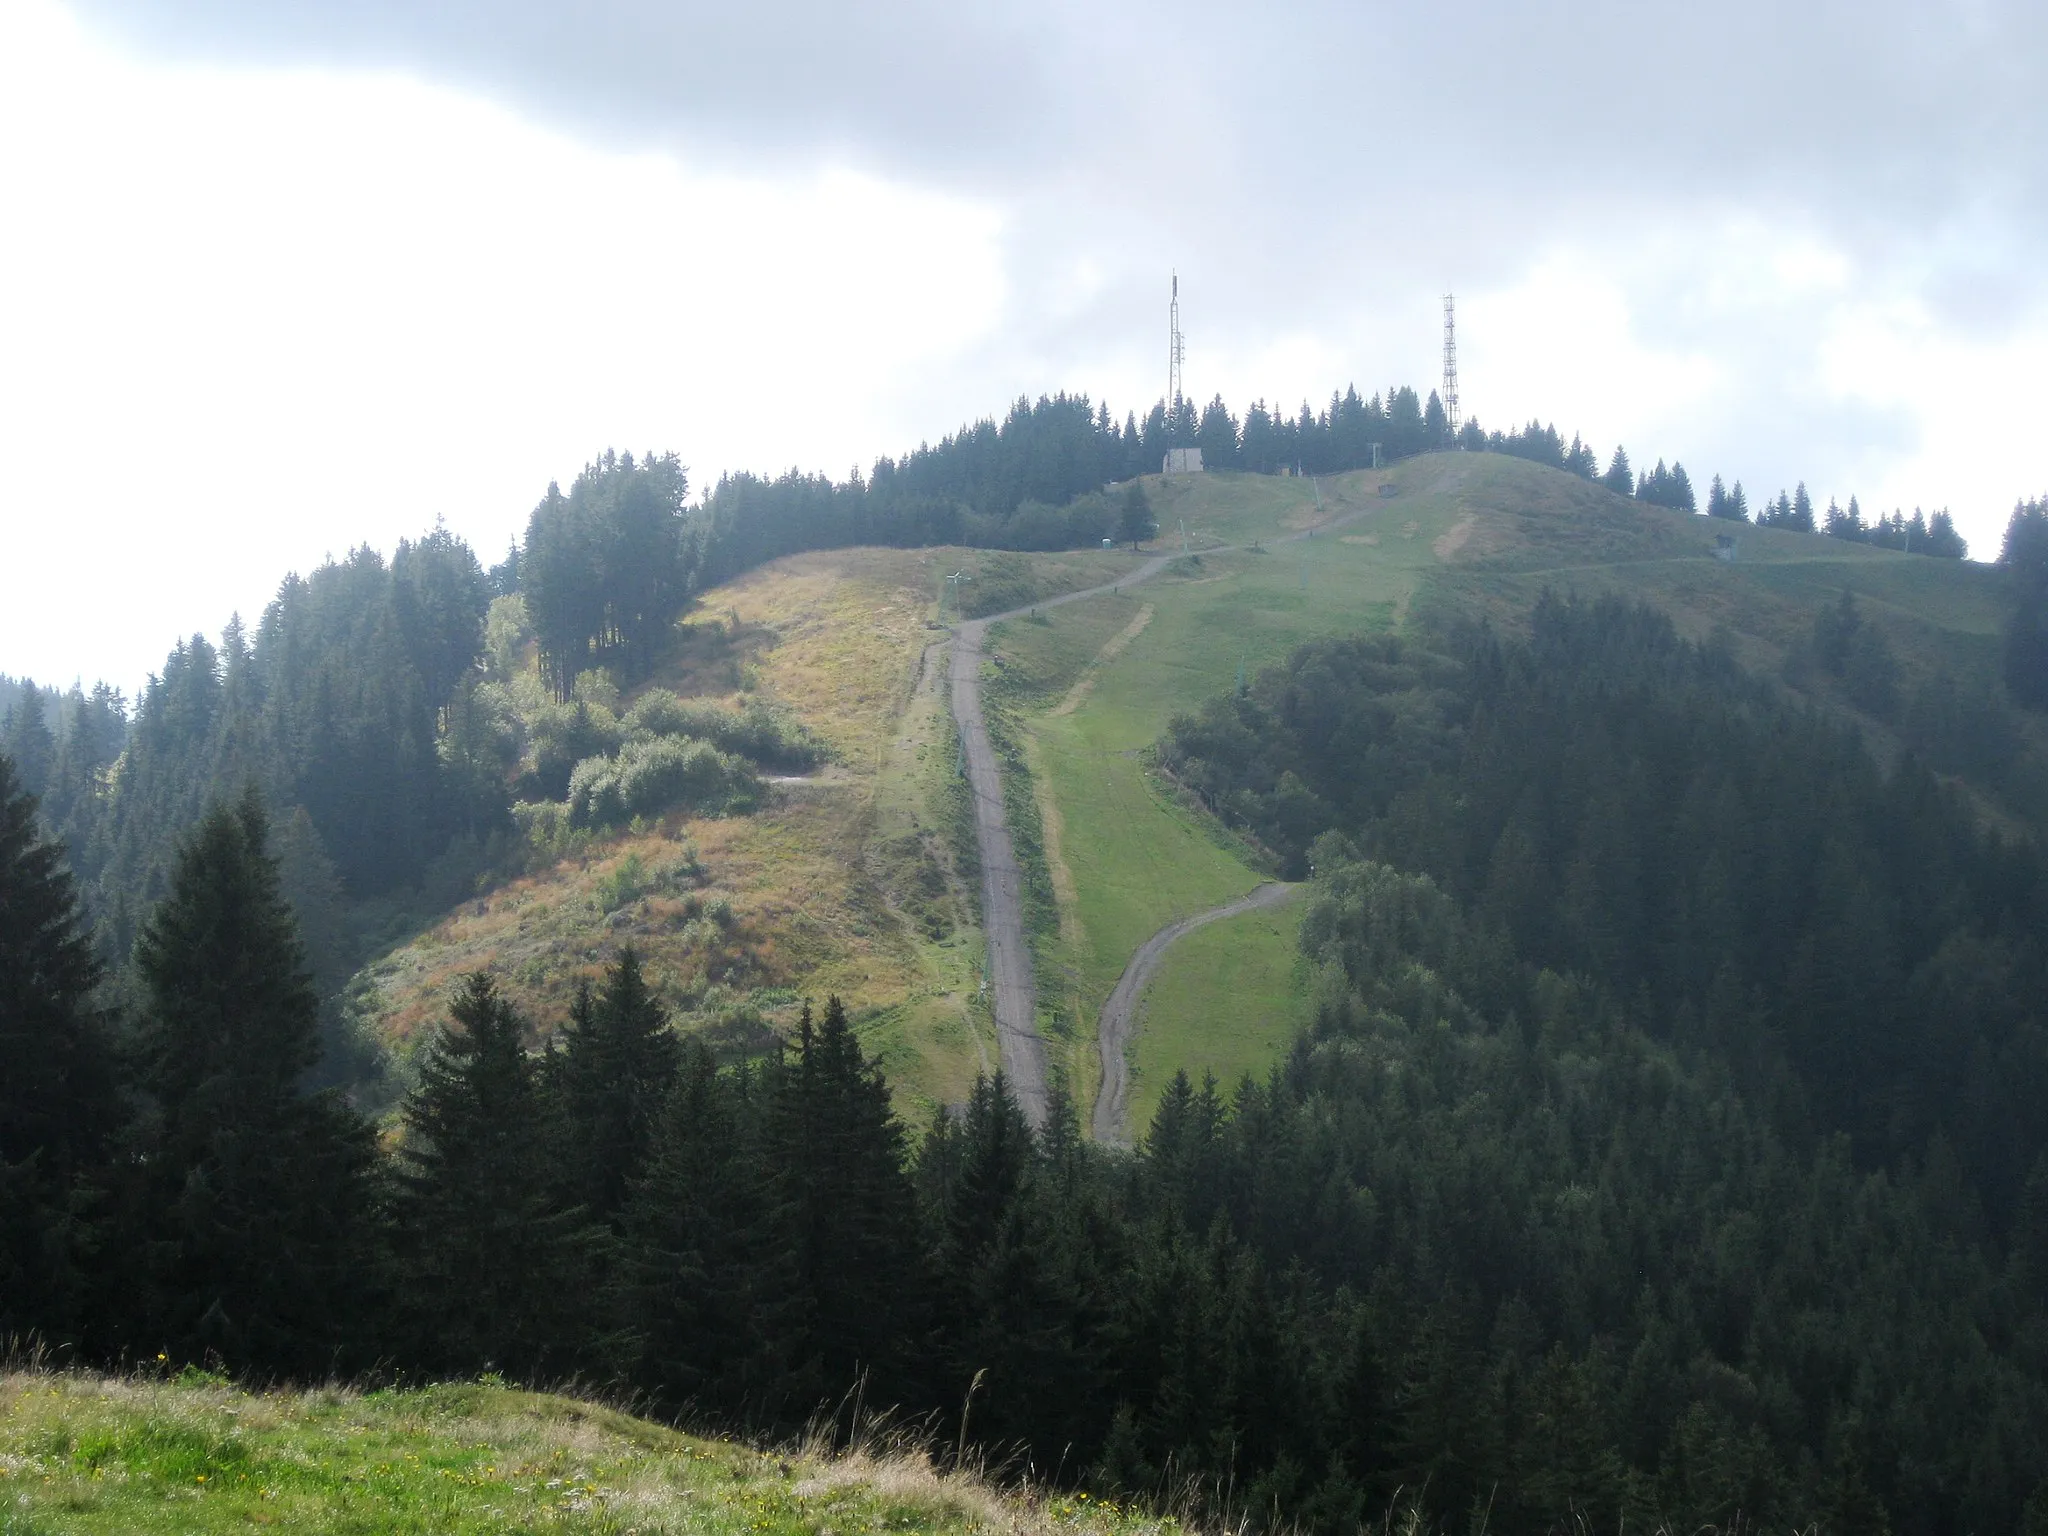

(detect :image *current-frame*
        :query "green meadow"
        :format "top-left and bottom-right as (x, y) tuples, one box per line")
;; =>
(1121, 896), (1314, 1134)
(985, 460), (1463, 1127)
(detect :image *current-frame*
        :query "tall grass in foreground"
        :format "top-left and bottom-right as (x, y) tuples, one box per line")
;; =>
(0, 1367), (1801, 1536)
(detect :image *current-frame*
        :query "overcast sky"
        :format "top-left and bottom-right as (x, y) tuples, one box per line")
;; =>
(3, 0), (2043, 694)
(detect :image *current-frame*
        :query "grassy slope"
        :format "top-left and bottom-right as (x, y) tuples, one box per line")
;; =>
(0, 1372), (1165, 1536)
(980, 454), (2042, 1136)
(984, 462), (1452, 1123)
(1121, 899), (1313, 1132)
(352, 546), (1142, 1122)
(349, 455), (2036, 1131)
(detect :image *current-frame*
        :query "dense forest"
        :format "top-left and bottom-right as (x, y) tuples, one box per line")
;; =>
(10, 547), (2048, 1530)
(4, 391), (2038, 1531)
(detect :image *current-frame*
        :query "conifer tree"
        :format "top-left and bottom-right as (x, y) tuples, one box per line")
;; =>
(618, 1043), (801, 1417)
(0, 754), (119, 1343)
(925, 1072), (1094, 1452)
(123, 787), (383, 1375)
(1117, 482), (1155, 550)
(1792, 481), (1816, 531)
(546, 947), (682, 1221)
(770, 996), (924, 1402)
(1602, 447), (1633, 496)
(395, 972), (590, 1377)
(2, 683), (54, 798)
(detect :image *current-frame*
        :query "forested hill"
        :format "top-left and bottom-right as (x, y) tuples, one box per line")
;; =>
(1148, 593), (2048, 1530)
(11, 589), (2048, 1532)
(0, 380), (1537, 987)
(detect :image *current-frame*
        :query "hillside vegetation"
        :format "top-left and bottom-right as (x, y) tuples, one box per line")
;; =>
(352, 544), (1142, 1116)
(0, 1371), (1166, 1536)
(11, 383), (2048, 1536)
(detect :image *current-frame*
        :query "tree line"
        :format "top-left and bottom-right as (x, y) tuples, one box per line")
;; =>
(13, 583), (2048, 1530)
(16, 382), (2000, 982)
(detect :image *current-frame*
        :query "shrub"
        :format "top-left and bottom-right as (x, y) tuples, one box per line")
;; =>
(524, 700), (623, 799)
(569, 735), (758, 827)
(622, 690), (824, 771)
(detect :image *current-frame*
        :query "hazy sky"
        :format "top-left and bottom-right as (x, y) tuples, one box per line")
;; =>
(3, 0), (2043, 693)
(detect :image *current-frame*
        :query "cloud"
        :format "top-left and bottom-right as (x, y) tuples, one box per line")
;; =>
(4, 0), (2044, 690)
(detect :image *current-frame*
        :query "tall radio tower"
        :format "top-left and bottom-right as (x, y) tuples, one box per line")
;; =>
(1441, 293), (1461, 443)
(1168, 272), (1186, 412)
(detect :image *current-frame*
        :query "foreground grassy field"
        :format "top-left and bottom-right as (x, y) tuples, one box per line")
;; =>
(0, 1372), (1170, 1536)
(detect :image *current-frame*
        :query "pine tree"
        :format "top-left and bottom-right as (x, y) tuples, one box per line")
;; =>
(123, 787), (383, 1375)
(546, 947), (681, 1221)
(0, 753), (120, 1344)
(395, 972), (591, 1377)
(1602, 447), (1633, 496)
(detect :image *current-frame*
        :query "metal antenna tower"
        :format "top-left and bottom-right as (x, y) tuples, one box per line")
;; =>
(1168, 272), (1186, 412)
(1441, 293), (1461, 443)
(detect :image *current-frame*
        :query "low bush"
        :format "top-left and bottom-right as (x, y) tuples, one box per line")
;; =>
(568, 735), (758, 828)
(622, 689), (825, 771)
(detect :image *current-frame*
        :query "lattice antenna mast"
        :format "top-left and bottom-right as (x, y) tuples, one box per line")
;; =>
(1168, 272), (1186, 413)
(1441, 293), (1461, 443)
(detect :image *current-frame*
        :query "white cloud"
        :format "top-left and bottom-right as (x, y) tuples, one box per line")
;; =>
(0, 0), (1005, 692)
(2, 0), (2043, 697)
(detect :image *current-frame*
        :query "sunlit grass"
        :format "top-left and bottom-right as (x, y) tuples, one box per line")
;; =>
(0, 1371), (1179, 1536)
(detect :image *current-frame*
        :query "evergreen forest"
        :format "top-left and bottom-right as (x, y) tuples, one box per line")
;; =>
(5, 395), (2048, 1533)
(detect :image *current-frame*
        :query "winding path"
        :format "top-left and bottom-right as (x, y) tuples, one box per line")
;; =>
(946, 479), (1396, 1128)
(1090, 881), (1301, 1144)
(949, 556), (1173, 1126)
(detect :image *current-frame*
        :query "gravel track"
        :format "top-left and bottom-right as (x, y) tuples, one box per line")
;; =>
(1090, 881), (1301, 1143)
(946, 477), (1399, 1128)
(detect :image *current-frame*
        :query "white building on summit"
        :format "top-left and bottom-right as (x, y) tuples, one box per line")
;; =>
(1162, 447), (1204, 474)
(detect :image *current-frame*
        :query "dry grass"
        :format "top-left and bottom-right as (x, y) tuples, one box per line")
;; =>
(347, 544), (1127, 1114)
(354, 549), (947, 1059)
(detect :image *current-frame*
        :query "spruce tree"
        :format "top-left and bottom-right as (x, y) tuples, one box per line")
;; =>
(926, 1072), (1096, 1453)
(395, 972), (590, 1378)
(0, 754), (120, 1343)
(617, 1044), (801, 1417)
(124, 787), (383, 1375)
(1117, 482), (1155, 550)
(770, 996), (924, 1404)
(2, 683), (54, 798)
(547, 947), (681, 1221)
(1601, 447), (1633, 496)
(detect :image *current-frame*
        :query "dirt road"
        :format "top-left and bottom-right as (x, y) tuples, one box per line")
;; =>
(948, 556), (1174, 1126)
(946, 476), (1403, 1128)
(1090, 881), (1301, 1144)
